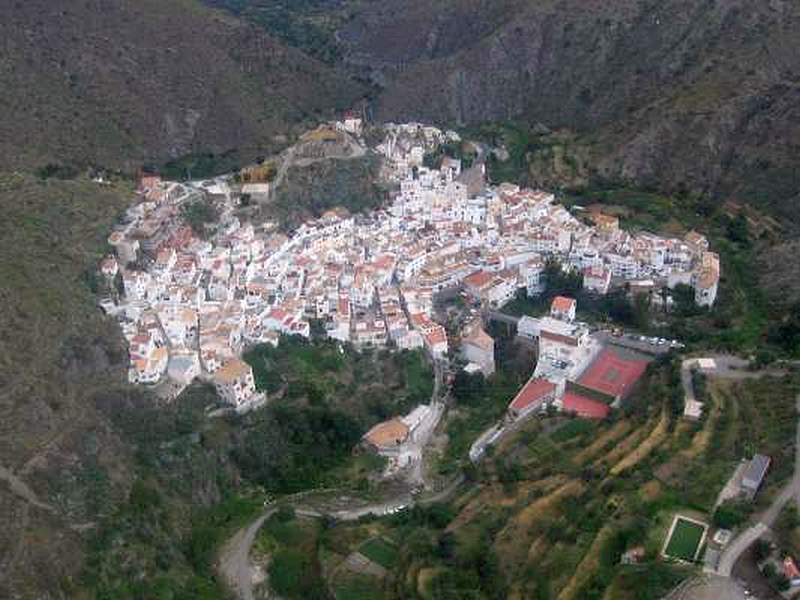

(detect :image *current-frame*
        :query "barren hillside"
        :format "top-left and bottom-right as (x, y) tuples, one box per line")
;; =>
(0, 0), (365, 171)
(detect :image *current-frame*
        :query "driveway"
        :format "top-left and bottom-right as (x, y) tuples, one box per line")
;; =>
(663, 575), (749, 600)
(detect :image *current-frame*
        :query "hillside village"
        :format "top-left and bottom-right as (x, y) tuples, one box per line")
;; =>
(98, 119), (721, 423)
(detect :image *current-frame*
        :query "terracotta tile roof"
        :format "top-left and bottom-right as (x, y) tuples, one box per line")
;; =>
(364, 418), (409, 448)
(551, 296), (576, 313)
(464, 270), (493, 289)
(425, 327), (447, 346)
(509, 378), (556, 413)
(463, 325), (493, 352)
(214, 358), (251, 384)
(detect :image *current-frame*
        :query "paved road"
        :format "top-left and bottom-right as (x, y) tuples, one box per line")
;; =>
(594, 331), (674, 356)
(218, 493), (425, 599)
(663, 574), (749, 600)
(714, 393), (800, 578)
(218, 511), (273, 600)
(219, 358), (454, 599)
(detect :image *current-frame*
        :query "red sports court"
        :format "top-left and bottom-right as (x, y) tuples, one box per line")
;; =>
(562, 391), (610, 419)
(577, 348), (649, 400)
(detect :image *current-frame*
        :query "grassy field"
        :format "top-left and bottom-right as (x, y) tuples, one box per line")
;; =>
(358, 537), (399, 570)
(663, 517), (707, 562)
(334, 572), (387, 600)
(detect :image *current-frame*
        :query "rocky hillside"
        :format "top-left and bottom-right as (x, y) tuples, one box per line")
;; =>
(0, 0), (365, 172)
(336, 0), (800, 221)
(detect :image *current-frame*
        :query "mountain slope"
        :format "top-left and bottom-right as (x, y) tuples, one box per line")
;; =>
(336, 0), (800, 220)
(0, 0), (365, 172)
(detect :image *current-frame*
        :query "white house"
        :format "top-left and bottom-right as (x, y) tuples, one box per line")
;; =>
(583, 267), (611, 295)
(550, 296), (577, 322)
(213, 358), (257, 408)
(460, 322), (495, 376)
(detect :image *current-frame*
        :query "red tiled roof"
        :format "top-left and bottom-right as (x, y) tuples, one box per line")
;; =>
(562, 392), (610, 419)
(509, 378), (556, 414)
(784, 557), (800, 580)
(464, 270), (493, 289)
(425, 327), (447, 346)
(540, 330), (579, 347)
(551, 295), (576, 313)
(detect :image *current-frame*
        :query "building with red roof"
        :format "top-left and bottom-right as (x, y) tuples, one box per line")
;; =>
(508, 377), (557, 420)
(550, 295), (577, 322)
(784, 557), (800, 586)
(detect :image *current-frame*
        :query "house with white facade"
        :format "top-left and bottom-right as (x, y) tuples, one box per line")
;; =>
(460, 321), (495, 376)
(213, 358), (257, 409)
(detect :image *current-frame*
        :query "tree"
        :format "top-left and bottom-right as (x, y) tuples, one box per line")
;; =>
(713, 499), (752, 529)
(181, 199), (218, 238)
(753, 539), (771, 562)
(543, 259), (583, 299)
(726, 213), (750, 246)
(672, 283), (701, 316)
(113, 270), (125, 297)
(452, 370), (486, 406)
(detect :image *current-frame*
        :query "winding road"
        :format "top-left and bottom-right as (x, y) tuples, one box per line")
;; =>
(219, 357), (452, 599)
(219, 351), (797, 600)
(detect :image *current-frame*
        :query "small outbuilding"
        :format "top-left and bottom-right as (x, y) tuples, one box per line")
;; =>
(741, 454), (771, 500)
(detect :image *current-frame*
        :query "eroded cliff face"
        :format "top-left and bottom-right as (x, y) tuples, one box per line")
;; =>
(338, 0), (800, 218)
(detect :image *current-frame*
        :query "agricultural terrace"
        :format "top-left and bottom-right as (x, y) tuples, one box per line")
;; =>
(274, 366), (799, 599)
(358, 537), (399, 570)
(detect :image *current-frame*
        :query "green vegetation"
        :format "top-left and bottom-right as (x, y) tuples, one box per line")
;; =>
(712, 498), (752, 529)
(561, 185), (788, 355)
(423, 140), (476, 171)
(181, 198), (219, 238)
(233, 402), (362, 494)
(83, 384), (257, 598)
(205, 0), (349, 64)
(334, 573), (387, 600)
(243, 337), (433, 423)
(160, 150), (243, 181)
(459, 121), (586, 188)
(0, 173), (138, 595)
(80, 337), (436, 595)
(256, 512), (329, 598)
(261, 362), (798, 600)
(663, 518), (706, 561)
(551, 418), (595, 443)
(503, 260), (651, 331)
(674, 377), (800, 510)
(359, 537), (399, 569)
(441, 329), (536, 473)
(270, 155), (386, 230)
(236, 339), (436, 493)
